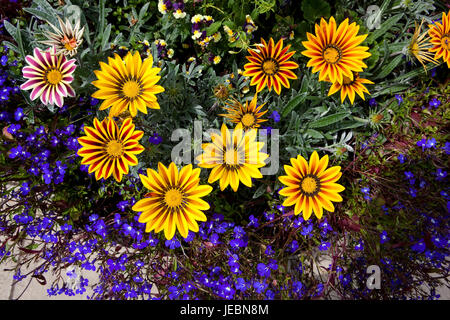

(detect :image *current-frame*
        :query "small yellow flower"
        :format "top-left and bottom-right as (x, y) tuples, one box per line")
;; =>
(191, 14), (203, 23)
(213, 56), (221, 64)
(289, 31), (295, 40)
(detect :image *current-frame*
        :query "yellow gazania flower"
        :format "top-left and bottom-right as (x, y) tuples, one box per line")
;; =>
(219, 93), (268, 130)
(132, 163), (213, 240)
(428, 10), (450, 68)
(92, 51), (165, 117)
(196, 122), (268, 192)
(301, 17), (371, 84)
(77, 117), (144, 182)
(243, 38), (299, 94)
(407, 19), (438, 71)
(328, 72), (374, 104)
(278, 151), (345, 220)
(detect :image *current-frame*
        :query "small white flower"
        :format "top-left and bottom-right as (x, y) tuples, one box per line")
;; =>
(192, 30), (202, 40)
(173, 9), (186, 19)
(191, 14), (203, 24)
(158, 0), (167, 14)
(213, 32), (222, 42)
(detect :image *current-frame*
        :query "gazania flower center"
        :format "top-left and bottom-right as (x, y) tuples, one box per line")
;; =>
(62, 35), (78, 51)
(371, 113), (384, 124)
(106, 140), (124, 157)
(241, 113), (255, 127)
(342, 75), (354, 85)
(164, 189), (183, 207)
(322, 45), (342, 64)
(224, 149), (240, 165)
(122, 80), (141, 99)
(441, 35), (450, 50)
(262, 58), (279, 75)
(410, 41), (419, 54)
(214, 84), (229, 100)
(46, 69), (62, 85)
(300, 174), (320, 196)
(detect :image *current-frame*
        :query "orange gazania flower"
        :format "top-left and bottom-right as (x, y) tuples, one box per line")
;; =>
(407, 19), (438, 71)
(328, 72), (374, 104)
(77, 117), (145, 182)
(301, 17), (371, 84)
(243, 38), (299, 94)
(219, 92), (268, 130)
(428, 10), (450, 68)
(278, 151), (345, 220)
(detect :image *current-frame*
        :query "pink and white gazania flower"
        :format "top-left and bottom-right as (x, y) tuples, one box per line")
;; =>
(20, 47), (76, 107)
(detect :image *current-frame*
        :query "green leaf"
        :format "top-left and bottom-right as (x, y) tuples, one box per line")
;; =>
(327, 120), (365, 133)
(255, 0), (276, 14)
(282, 93), (307, 117)
(374, 54), (403, 79)
(308, 112), (349, 129)
(299, 74), (309, 93)
(65, 5), (82, 22)
(138, 2), (150, 20)
(301, 0), (331, 23)
(371, 84), (410, 97)
(253, 184), (266, 199)
(395, 63), (435, 81)
(98, 0), (106, 36)
(23, 8), (57, 25)
(366, 13), (403, 44)
(3, 20), (17, 41)
(4, 21), (25, 60)
(34, 0), (58, 15)
(222, 20), (236, 30)
(101, 24), (112, 51)
(304, 128), (324, 138)
(2, 41), (20, 55)
(206, 21), (222, 36)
